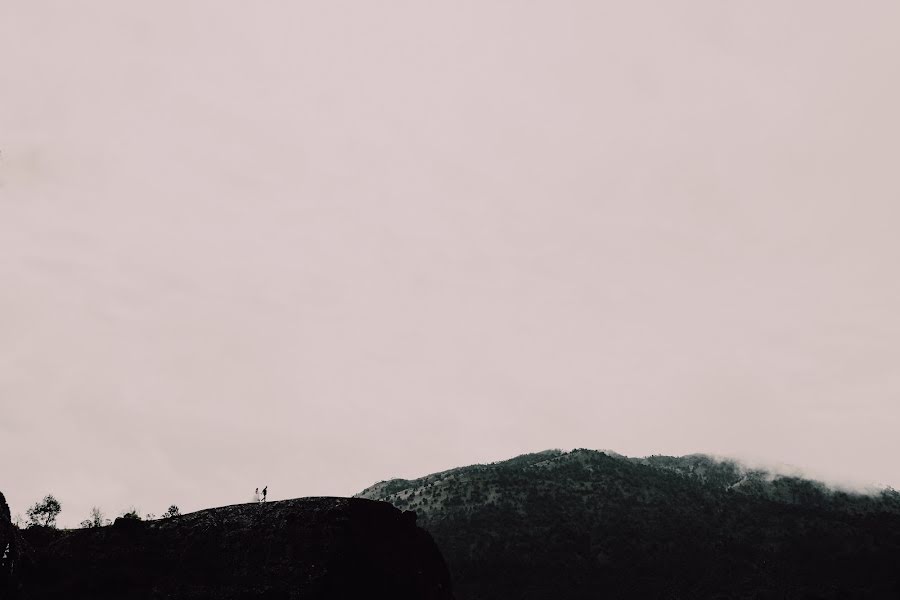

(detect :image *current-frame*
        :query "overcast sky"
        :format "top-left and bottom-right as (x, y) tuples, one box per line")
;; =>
(2, 1), (899, 526)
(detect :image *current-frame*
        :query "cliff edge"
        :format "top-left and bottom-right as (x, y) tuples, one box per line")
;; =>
(10, 496), (453, 600)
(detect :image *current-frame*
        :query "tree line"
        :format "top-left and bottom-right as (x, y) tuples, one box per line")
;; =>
(19, 494), (181, 529)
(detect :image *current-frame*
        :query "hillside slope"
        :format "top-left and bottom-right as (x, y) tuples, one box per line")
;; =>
(10, 497), (453, 600)
(358, 449), (900, 599)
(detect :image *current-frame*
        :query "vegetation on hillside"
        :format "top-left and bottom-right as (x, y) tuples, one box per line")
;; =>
(358, 449), (900, 599)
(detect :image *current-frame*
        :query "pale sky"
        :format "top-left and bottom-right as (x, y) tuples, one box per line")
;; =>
(2, 1), (899, 526)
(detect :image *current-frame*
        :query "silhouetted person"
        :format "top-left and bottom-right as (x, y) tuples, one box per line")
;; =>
(262, 486), (267, 502)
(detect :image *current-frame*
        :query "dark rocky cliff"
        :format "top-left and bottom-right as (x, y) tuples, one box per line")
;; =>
(1, 492), (21, 599)
(6, 496), (453, 600)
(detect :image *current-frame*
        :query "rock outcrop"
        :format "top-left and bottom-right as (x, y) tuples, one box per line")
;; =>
(0, 492), (23, 599)
(13, 496), (453, 600)
(0, 493), (9, 525)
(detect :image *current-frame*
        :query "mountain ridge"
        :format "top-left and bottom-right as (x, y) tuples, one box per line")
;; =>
(357, 449), (900, 599)
(359, 449), (900, 517)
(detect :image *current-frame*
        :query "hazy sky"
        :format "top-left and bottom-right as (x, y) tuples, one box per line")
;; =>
(2, 1), (900, 525)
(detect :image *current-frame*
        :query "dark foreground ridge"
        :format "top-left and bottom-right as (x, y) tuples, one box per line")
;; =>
(2, 495), (453, 600)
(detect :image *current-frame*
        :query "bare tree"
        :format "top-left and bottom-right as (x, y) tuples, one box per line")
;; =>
(80, 507), (109, 528)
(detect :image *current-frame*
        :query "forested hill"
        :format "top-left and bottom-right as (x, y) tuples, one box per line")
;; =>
(357, 449), (900, 600)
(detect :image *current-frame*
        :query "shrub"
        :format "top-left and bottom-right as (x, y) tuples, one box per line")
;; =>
(119, 509), (142, 521)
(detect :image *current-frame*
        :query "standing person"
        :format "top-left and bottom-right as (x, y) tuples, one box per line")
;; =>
(262, 486), (267, 502)
(254, 488), (260, 503)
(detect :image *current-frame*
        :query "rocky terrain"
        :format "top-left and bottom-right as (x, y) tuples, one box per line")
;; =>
(1, 492), (21, 599)
(2, 495), (453, 600)
(358, 449), (900, 599)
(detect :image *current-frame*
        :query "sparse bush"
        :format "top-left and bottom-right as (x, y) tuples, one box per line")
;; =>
(119, 508), (141, 521)
(26, 494), (61, 528)
(162, 505), (181, 519)
(79, 506), (109, 528)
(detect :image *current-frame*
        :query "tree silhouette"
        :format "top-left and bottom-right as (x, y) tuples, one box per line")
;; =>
(79, 506), (109, 528)
(26, 495), (61, 528)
